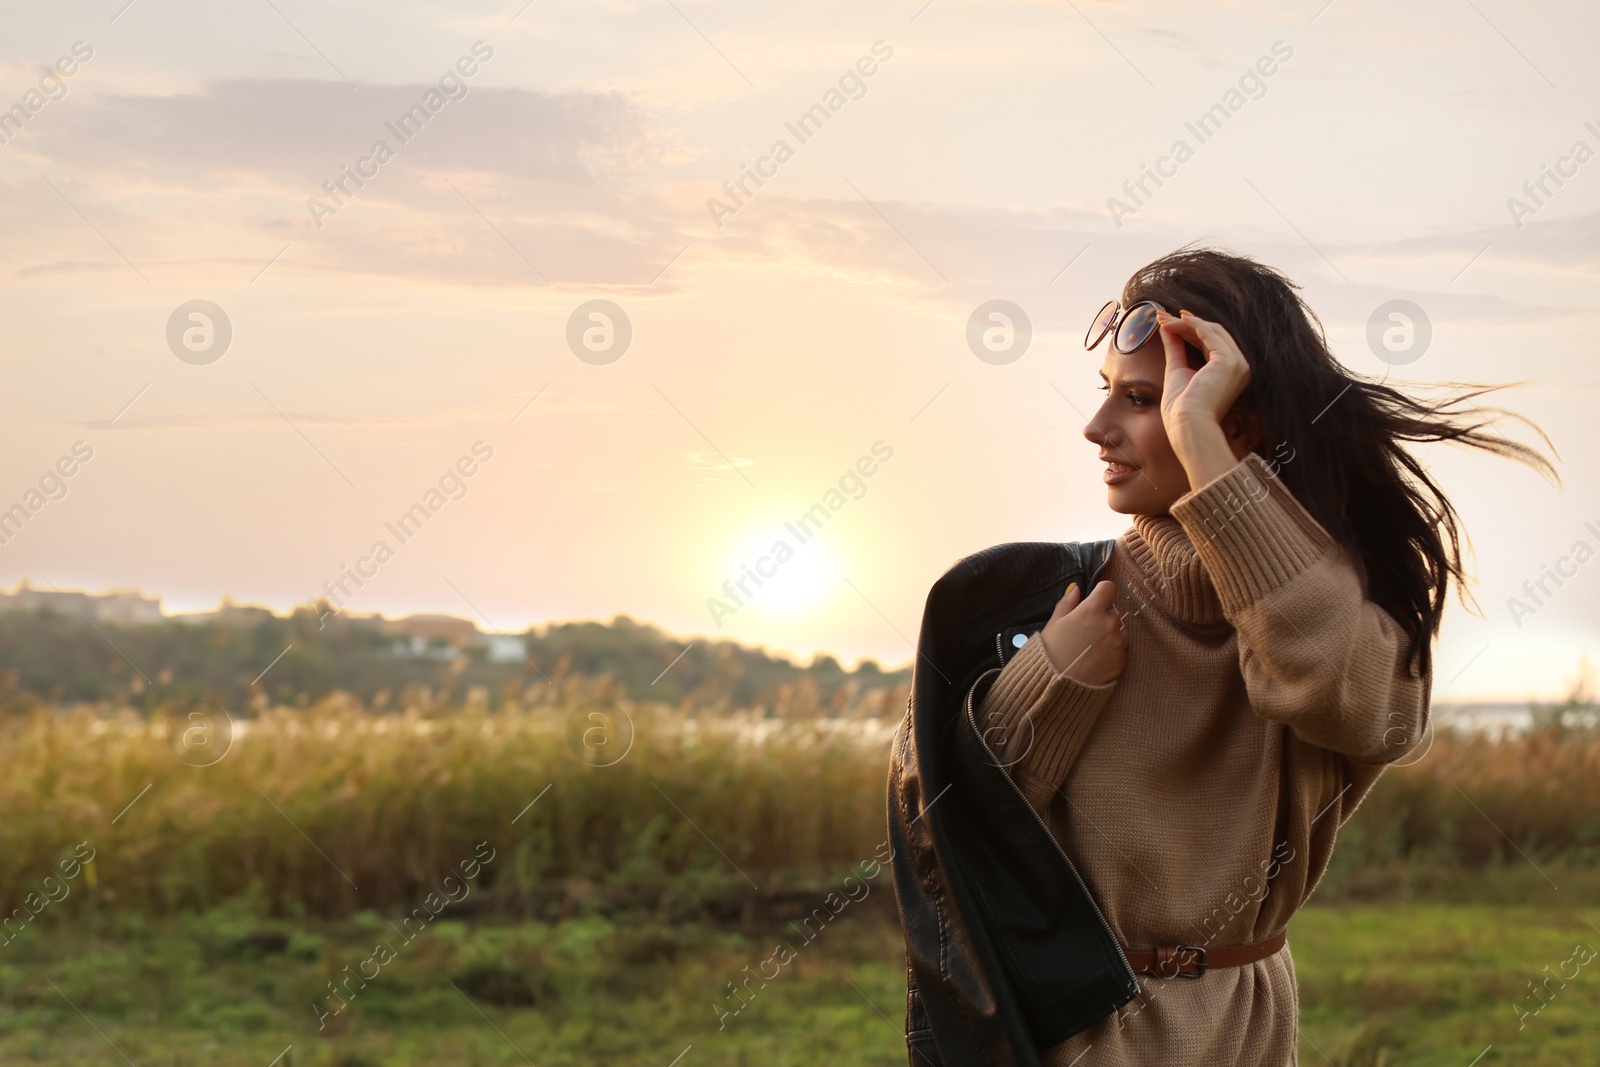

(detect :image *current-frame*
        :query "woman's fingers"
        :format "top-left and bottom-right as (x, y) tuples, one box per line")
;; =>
(1175, 311), (1250, 378)
(1041, 580), (1125, 682)
(1155, 310), (1252, 425)
(1078, 579), (1117, 614)
(1049, 581), (1081, 621)
(1157, 310), (1242, 366)
(1156, 310), (1199, 379)
(1052, 578), (1114, 620)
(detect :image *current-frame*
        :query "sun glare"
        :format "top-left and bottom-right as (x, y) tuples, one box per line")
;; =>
(717, 527), (843, 619)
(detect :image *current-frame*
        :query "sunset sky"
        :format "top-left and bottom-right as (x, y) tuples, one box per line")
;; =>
(3, 0), (1597, 701)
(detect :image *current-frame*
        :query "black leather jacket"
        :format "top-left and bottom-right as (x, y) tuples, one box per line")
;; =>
(887, 540), (1138, 1066)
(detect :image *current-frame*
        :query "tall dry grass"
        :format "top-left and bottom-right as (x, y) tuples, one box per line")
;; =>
(1328, 723), (1600, 880)
(0, 675), (907, 919)
(4, 676), (1596, 919)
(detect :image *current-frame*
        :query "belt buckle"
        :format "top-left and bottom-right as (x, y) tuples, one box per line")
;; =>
(1172, 944), (1206, 978)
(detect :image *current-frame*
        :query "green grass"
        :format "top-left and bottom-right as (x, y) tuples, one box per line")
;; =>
(3, 692), (1599, 1064)
(0, 889), (915, 1067)
(1292, 902), (1600, 1065)
(1, 895), (1596, 1066)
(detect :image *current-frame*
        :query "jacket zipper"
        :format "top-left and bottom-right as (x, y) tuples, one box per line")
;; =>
(963, 668), (1137, 986)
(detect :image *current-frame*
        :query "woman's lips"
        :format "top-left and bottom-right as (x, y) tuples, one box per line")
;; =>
(1103, 460), (1138, 485)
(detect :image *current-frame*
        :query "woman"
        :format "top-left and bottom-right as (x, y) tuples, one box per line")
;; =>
(975, 247), (1553, 1064)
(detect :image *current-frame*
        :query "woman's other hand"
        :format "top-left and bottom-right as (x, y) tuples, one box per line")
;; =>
(1040, 580), (1127, 686)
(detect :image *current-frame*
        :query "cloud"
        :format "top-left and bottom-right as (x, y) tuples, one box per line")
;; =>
(1, 76), (699, 287)
(77, 390), (617, 433)
(683, 451), (754, 470)
(14, 78), (689, 186)
(7, 73), (1600, 313)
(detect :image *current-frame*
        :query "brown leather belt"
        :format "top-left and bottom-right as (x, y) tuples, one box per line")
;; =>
(1122, 930), (1286, 978)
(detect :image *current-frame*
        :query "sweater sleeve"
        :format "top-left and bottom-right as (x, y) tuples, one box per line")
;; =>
(975, 632), (1119, 812)
(1167, 451), (1430, 764)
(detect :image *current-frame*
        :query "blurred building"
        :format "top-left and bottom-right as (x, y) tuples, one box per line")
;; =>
(171, 596), (276, 627)
(378, 613), (479, 645)
(0, 580), (163, 624)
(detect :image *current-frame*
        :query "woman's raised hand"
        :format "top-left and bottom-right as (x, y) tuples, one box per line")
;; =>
(1039, 580), (1127, 687)
(1154, 309), (1251, 438)
(1154, 309), (1255, 489)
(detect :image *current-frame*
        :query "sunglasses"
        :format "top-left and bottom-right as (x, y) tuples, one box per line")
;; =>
(1085, 299), (1205, 366)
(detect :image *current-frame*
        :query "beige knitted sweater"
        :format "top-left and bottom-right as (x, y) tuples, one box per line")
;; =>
(977, 451), (1430, 1066)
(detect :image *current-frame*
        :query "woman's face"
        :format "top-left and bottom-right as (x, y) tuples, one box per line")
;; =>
(1083, 334), (1192, 516)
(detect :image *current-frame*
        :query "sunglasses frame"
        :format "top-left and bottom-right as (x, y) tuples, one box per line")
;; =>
(1084, 299), (1173, 354)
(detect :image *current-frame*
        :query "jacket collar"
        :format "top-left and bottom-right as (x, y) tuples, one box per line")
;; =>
(1122, 513), (1227, 626)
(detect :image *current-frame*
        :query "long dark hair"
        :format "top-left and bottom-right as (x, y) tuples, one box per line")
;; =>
(1124, 246), (1557, 678)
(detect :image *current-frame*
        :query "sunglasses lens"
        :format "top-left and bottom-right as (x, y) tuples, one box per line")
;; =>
(1115, 302), (1160, 352)
(1085, 301), (1118, 349)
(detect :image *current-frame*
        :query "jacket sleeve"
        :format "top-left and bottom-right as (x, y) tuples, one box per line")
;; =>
(1167, 451), (1430, 764)
(975, 633), (1118, 812)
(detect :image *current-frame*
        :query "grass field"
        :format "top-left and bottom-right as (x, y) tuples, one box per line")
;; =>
(1292, 901), (1600, 1065)
(3, 692), (1597, 920)
(1, 894), (1597, 1066)
(1, 689), (1597, 1064)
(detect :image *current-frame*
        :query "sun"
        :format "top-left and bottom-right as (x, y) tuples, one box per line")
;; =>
(719, 526), (842, 618)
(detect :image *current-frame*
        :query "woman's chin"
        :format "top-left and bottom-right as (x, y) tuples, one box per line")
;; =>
(1105, 484), (1176, 517)
(1104, 489), (1139, 515)
(1104, 479), (1140, 508)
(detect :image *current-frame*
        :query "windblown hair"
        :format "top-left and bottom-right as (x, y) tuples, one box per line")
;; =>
(1124, 246), (1557, 678)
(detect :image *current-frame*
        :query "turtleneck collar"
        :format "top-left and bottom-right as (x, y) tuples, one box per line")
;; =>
(1120, 513), (1228, 627)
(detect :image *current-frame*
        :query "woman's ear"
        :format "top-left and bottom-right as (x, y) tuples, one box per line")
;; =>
(1221, 408), (1264, 459)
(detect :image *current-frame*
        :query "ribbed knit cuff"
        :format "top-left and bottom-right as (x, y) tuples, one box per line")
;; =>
(1168, 451), (1337, 618)
(977, 632), (1117, 806)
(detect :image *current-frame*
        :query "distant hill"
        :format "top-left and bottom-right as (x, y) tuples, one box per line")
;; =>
(0, 605), (910, 713)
